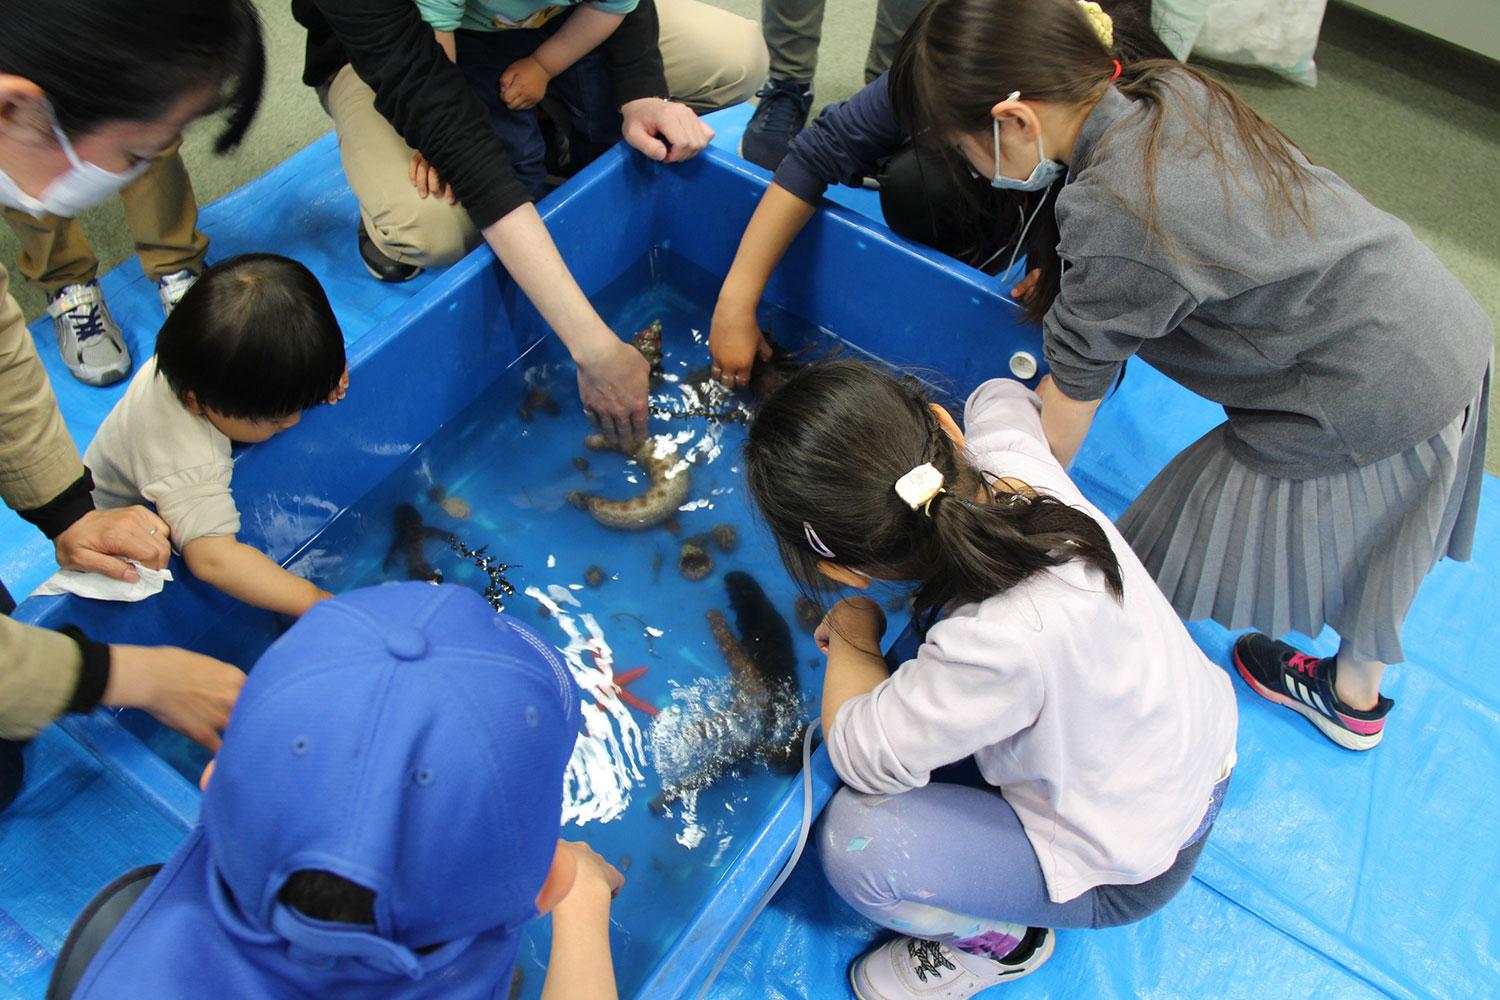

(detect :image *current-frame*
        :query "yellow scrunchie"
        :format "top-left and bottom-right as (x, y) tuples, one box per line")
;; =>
(1076, 0), (1114, 48)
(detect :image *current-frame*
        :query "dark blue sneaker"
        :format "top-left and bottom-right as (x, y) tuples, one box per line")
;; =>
(739, 78), (814, 171)
(1232, 633), (1392, 751)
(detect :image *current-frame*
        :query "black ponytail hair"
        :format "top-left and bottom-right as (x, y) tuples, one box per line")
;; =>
(890, 0), (1178, 325)
(0, 0), (265, 154)
(155, 254), (346, 422)
(745, 360), (1123, 628)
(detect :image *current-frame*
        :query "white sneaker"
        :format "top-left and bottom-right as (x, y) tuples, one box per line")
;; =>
(48, 281), (131, 386)
(850, 931), (1055, 1000)
(155, 268), (199, 316)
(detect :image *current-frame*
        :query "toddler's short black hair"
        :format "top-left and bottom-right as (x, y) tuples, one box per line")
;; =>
(155, 254), (345, 421)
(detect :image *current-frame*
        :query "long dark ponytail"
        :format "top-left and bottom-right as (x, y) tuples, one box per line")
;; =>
(890, 0), (1320, 323)
(745, 361), (1123, 627)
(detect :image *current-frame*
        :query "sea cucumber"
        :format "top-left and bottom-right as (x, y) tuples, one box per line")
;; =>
(567, 436), (691, 530)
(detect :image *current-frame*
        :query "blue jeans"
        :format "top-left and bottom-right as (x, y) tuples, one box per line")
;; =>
(455, 16), (622, 198)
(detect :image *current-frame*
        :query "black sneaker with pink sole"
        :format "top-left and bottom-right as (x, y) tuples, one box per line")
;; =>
(1232, 633), (1392, 751)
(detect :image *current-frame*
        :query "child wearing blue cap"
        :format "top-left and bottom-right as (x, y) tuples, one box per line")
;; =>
(85, 254), (348, 617)
(48, 582), (623, 1000)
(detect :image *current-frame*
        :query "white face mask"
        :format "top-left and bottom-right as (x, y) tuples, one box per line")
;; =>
(989, 93), (1065, 193)
(0, 108), (151, 219)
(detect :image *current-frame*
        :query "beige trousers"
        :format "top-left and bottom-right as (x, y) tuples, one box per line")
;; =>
(325, 0), (768, 269)
(1, 141), (207, 297)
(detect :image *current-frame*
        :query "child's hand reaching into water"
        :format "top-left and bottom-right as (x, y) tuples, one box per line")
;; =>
(816, 597), (886, 656)
(500, 57), (550, 110)
(708, 298), (772, 389)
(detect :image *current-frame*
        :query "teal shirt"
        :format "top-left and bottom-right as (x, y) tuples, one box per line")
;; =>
(415, 0), (636, 32)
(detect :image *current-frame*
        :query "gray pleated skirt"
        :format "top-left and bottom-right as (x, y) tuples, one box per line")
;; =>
(1119, 368), (1490, 664)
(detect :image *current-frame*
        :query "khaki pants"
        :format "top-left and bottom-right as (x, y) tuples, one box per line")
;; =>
(325, 0), (768, 269)
(1, 141), (207, 299)
(761, 0), (927, 85)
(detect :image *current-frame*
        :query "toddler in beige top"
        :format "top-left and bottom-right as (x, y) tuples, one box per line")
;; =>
(86, 254), (348, 617)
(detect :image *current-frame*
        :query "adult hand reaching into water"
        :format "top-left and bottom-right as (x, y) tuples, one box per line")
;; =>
(708, 295), (772, 388)
(576, 335), (650, 451)
(621, 98), (713, 164)
(103, 645), (244, 752)
(54, 507), (172, 582)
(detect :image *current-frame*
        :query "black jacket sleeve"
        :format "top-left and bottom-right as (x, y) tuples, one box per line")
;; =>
(309, 0), (531, 229)
(298, 0), (668, 230)
(601, 0), (669, 106)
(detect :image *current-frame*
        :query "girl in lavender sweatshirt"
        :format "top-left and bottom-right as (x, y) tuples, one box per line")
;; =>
(745, 359), (1237, 999)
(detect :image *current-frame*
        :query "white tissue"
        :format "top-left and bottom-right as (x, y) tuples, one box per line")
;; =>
(32, 562), (172, 602)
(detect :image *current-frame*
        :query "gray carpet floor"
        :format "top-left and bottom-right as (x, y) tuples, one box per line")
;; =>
(4, 0), (1495, 469)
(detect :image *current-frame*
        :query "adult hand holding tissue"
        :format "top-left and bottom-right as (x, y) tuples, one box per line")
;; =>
(53, 507), (171, 582)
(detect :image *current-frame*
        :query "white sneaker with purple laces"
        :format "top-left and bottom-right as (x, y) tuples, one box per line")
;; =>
(155, 268), (199, 316)
(851, 930), (1055, 999)
(48, 280), (130, 386)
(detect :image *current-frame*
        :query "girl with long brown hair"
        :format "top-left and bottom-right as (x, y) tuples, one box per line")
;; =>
(893, 0), (1491, 752)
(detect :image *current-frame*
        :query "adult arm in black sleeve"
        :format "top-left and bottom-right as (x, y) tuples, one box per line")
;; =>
(310, 0), (530, 229)
(602, 0), (669, 107)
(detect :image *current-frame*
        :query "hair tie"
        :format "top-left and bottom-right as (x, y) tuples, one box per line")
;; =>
(1110, 59), (1122, 82)
(1076, 0), (1114, 48)
(895, 463), (946, 516)
(803, 521), (837, 559)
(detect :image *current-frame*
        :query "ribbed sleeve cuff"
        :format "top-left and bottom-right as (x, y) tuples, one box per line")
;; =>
(17, 470), (95, 540)
(57, 626), (111, 715)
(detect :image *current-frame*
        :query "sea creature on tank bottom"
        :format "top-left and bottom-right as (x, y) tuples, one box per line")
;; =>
(710, 523), (738, 553)
(385, 503), (453, 584)
(651, 572), (805, 807)
(583, 565), (607, 588)
(567, 435), (691, 530)
(632, 319), (664, 379)
(678, 540), (713, 581)
(424, 483), (471, 519)
(517, 385), (561, 422)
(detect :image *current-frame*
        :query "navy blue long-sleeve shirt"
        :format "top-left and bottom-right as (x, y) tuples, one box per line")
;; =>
(772, 74), (906, 205)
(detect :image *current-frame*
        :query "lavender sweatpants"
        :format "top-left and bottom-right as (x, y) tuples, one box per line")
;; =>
(819, 777), (1220, 958)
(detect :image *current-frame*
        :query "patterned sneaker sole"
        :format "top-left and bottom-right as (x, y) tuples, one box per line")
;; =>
(848, 931), (1056, 1000)
(1232, 648), (1382, 751)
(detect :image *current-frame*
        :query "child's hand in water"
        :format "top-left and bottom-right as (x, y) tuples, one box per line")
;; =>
(816, 597), (886, 656)
(559, 840), (625, 907)
(500, 57), (550, 110)
(708, 299), (772, 389)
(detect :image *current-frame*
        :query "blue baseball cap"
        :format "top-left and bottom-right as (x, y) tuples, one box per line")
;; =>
(70, 583), (582, 999)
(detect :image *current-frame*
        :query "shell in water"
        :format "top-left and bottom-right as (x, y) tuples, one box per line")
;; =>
(439, 496), (471, 519)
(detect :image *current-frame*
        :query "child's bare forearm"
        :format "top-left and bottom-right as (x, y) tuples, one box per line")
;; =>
(531, 6), (624, 78)
(182, 536), (329, 617)
(539, 891), (618, 1000)
(1037, 375), (1102, 468)
(434, 28), (456, 62)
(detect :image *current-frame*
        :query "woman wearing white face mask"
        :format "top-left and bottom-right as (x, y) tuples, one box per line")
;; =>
(0, 2), (260, 388)
(0, 0), (266, 815)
